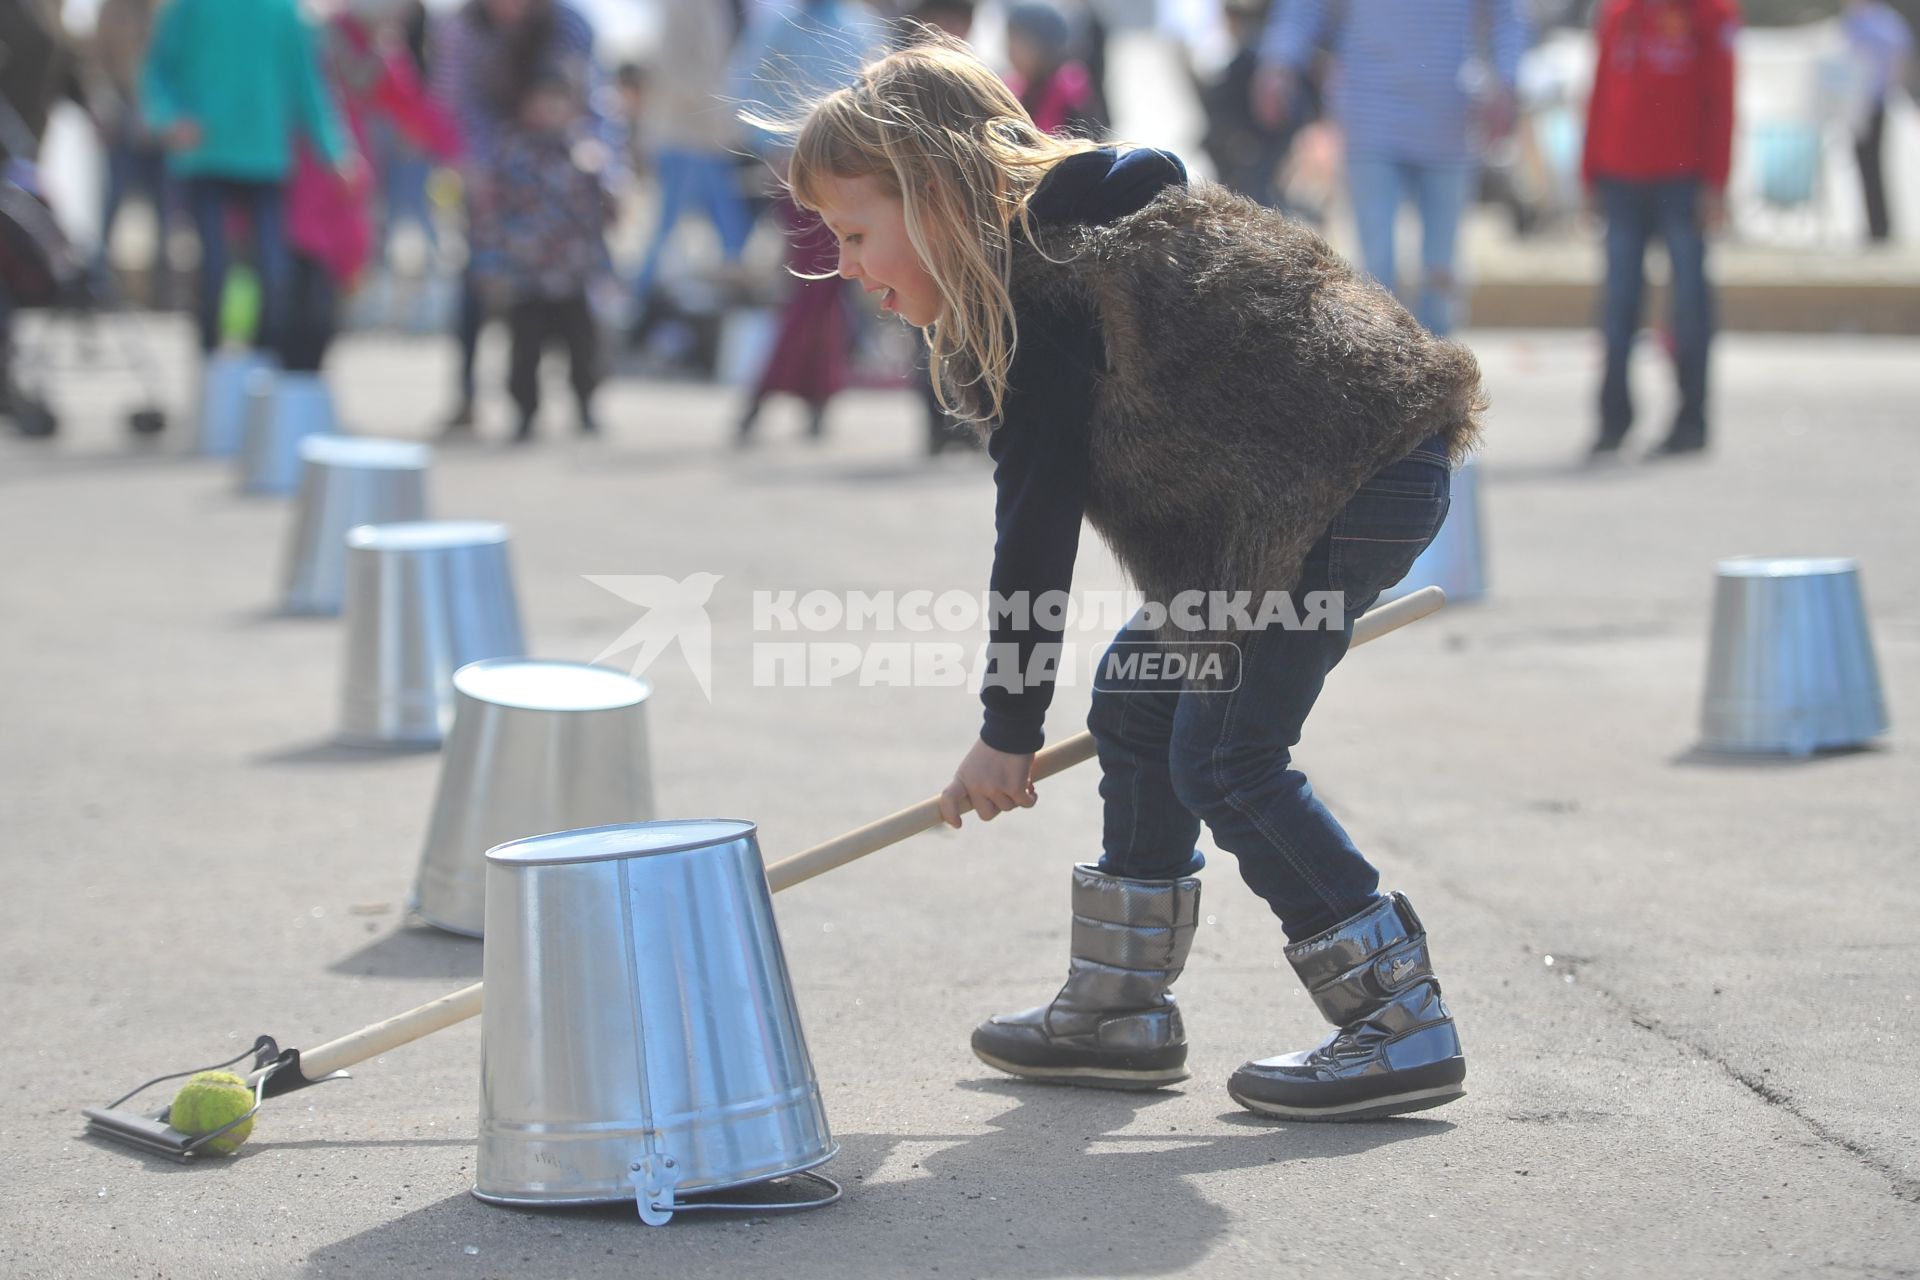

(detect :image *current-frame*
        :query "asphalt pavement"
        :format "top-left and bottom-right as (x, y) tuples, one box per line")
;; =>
(1, 317), (1915, 1278)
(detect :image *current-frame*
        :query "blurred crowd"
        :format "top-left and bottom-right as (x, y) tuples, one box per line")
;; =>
(0, 0), (1913, 458)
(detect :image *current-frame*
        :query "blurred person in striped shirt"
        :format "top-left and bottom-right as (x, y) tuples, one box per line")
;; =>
(1255, 0), (1530, 337)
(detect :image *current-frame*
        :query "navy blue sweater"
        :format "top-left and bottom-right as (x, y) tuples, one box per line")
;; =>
(979, 146), (1188, 754)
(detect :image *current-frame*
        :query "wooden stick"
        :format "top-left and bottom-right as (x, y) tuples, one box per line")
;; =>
(763, 584), (1446, 892)
(260, 584), (1447, 1086)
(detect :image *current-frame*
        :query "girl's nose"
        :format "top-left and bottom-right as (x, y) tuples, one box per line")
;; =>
(836, 250), (858, 281)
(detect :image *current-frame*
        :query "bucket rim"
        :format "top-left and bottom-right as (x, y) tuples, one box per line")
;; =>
(300, 434), (428, 468)
(1714, 555), (1857, 579)
(487, 819), (759, 868)
(346, 519), (510, 552)
(469, 1142), (839, 1209)
(453, 658), (651, 712)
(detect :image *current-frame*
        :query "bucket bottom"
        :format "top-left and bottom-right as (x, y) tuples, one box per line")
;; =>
(471, 1149), (841, 1226)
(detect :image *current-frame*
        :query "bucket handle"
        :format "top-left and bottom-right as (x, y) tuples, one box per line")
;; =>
(630, 1169), (843, 1226)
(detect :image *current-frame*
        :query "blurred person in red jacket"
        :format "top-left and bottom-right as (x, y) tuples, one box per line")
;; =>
(283, 0), (461, 374)
(1582, 0), (1737, 461)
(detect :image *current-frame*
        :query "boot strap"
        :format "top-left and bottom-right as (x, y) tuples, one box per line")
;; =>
(1313, 935), (1434, 1026)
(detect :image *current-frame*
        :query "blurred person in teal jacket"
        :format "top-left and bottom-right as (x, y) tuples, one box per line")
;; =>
(141, 0), (349, 358)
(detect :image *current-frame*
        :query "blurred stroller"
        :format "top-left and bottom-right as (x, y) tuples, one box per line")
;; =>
(0, 11), (169, 441)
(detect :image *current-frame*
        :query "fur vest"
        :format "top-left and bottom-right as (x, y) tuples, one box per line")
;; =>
(1004, 182), (1483, 630)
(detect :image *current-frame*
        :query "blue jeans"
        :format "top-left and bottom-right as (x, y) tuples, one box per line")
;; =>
(1597, 177), (1712, 440)
(1087, 437), (1453, 942)
(185, 177), (291, 357)
(369, 119), (440, 257)
(1345, 155), (1472, 337)
(630, 148), (753, 307)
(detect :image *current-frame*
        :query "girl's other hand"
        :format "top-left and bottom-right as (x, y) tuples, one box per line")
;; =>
(938, 739), (1038, 829)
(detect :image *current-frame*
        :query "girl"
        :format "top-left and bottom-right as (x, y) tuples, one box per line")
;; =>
(785, 35), (1482, 1121)
(283, 0), (461, 377)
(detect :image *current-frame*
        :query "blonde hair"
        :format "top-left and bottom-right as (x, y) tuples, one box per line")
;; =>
(784, 32), (1100, 423)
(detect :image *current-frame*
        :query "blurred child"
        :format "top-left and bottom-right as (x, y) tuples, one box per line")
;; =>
(469, 70), (614, 441)
(1198, 0), (1295, 208)
(1003, 1), (1104, 139)
(283, 0), (460, 374)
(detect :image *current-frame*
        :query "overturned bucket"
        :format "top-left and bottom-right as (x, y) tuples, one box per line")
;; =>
(338, 520), (525, 747)
(476, 820), (838, 1224)
(280, 436), (431, 616)
(411, 659), (655, 937)
(240, 372), (338, 495)
(1700, 556), (1888, 756)
(195, 350), (275, 458)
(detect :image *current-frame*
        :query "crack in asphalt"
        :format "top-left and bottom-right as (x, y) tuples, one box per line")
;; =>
(1591, 980), (1920, 1206)
(1427, 867), (1920, 1207)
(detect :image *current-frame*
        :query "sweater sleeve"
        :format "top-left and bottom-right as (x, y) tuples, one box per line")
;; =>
(288, 8), (348, 167)
(137, 0), (191, 135)
(978, 302), (1097, 755)
(1488, 0), (1531, 90)
(1700, 1), (1738, 191)
(373, 43), (463, 162)
(1580, 6), (1614, 188)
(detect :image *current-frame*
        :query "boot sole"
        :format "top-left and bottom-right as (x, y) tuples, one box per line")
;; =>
(972, 1046), (1190, 1091)
(1228, 1081), (1465, 1122)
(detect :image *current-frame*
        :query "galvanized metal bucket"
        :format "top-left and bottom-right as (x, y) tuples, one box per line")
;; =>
(411, 659), (655, 937)
(195, 350), (275, 458)
(475, 820), (838, 1225)
(1700, 556), (1889, 756)
(280, 436), (430, 616)
(240, 372), (338, 495)
(338, 521), (525, 747)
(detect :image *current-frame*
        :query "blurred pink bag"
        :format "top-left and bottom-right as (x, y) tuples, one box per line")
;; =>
(287, 141), (372, 286)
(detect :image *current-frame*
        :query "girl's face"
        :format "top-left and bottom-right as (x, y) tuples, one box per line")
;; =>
(812, 174), (942, 327)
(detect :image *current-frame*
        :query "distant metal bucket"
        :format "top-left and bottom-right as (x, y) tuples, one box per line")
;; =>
(411, 660), (656, 937)
(1381, 456), (1485, 605)
(240, 373), (338, 495)
(195, 350), (275, 458)
(338, 521), (526, 747)
(476, 820), (838, 1224)
(280, 437), (430, 616)
(1700, 556), (1889, 756)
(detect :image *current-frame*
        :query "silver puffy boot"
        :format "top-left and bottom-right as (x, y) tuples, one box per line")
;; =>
(1228, 893), (1466, 1121)
(971, 863), (1201, 1090)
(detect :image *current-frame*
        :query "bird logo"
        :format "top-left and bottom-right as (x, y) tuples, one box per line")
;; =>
(584, 573), (723, 700)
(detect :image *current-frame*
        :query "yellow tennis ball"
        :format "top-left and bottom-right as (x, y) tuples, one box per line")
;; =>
(169, 1071), (256, 1155)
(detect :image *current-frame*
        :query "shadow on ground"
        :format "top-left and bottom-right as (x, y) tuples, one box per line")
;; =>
(327, 922), (483, 980)
(303, 1079), (1450, 1278)
(1668, 743), (1887, 770)
(253, 739), (441, 767)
